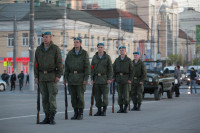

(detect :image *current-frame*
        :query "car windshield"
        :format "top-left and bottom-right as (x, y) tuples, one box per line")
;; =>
(144, 61), (163, 73)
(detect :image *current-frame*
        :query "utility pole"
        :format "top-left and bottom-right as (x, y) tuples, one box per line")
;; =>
(63, 0), (67, 65)
(118, 12), (121, 55)
(13, 16), (17, 73)
(186, 34), (189, 70)
(29, 0), (35, 91)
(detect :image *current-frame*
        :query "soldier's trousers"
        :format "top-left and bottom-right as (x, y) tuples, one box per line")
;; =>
(131, 84), (144, 104)
(69, 85), (85, 109)
(94, 84), (109, 107)
(40, 81), (58, 114)
(117, 83), (129, 105)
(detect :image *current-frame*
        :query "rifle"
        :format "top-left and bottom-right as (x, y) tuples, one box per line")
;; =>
(112, 82), (115, 113)
(36, 63), (40, 124)
(89, 85), (94, 116)
(64, 84), (68, 119)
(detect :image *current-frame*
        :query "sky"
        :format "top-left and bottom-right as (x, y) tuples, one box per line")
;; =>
(168, 0), (200, 12)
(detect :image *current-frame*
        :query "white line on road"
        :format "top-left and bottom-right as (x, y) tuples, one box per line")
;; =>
(0, 101), (157, 121)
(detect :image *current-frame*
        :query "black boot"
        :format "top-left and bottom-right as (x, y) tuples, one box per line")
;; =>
(117, 105), (124, 113)
(39, 113), (50, 124)
(137, 104), (141, 111)
(123, 104), (128, 113)
(71, 108), (78, 120)
(94, 107), (101, 116)
(49, 113), (56, 125)
(101, 106), (107, 116)
(131, 104), (137, 111)
(77, 108), (83, 120)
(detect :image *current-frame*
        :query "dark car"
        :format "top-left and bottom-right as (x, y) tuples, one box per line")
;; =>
(143, 61), (175, 100)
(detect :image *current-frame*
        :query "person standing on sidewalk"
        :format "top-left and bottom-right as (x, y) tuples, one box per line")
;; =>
(1, 70), (10, 86)
(190, 67), (197, 94)
(63, 37), (90, 120)
(174, 66), (181, 97)
(18, 71), (24, 91)
(91, 42), (113, 116)
(113, 46), (133, 113)
(34, 31), (63, 125)
(10, 71), (16, 91)
(131, 52), (146, 111)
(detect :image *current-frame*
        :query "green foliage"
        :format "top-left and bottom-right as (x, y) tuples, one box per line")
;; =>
(166, 54), (186, 66)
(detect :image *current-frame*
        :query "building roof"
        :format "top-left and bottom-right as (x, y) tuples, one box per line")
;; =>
(84, 9), (149, 30)
(179, 29), (193, 41)
(0, 2), (116, 28)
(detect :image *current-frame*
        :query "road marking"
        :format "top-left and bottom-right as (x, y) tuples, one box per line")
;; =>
(0, 101), (157, 121)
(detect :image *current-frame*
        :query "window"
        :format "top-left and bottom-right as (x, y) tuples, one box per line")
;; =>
(107, 39), (110, 50)
(97, 36), (100, 43)
(8, 34), (14, 47)
(91, 35), (94, 48)
(128, 44), (130, 54)
(103, 37), (106, 46)
(25, 0), (30, 3)
(45, 0), (52, 4)
(22, 33), (29, 46)
(113, 40), (115, 50)
(37, 35), (42, 46)
(78, 33), (81, 38)
(84, 34), (88, 47)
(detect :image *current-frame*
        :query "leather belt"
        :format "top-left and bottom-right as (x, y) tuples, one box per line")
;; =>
(95, 73), (105, 76)
(71, 70), (83, 74)
(40, 70), (55, 74)
(117, 73), (128, 76)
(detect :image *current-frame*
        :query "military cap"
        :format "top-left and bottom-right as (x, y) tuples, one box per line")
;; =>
(119, 46), (126, 50)
(97, 43), (104, 47)
(74, 37), (82, 43)
(42, 31), (52, 37)
(133, 52), (140, 55)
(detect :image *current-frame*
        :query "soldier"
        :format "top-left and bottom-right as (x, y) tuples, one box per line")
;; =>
(131, 52), (146, 111)
(91, 43), (113, 116)
(63, 37), (90, 120)
(34, 31), (63, 125)
(1, 70), (10, 86)
(113, 46), (133, 113)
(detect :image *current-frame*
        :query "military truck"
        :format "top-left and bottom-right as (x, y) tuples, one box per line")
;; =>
(143, 61), (175, 100)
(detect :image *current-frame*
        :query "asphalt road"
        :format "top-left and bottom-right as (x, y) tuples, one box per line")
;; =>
(0, 83), (199, 133)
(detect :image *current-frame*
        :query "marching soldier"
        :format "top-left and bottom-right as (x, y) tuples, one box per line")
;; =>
(113, 46), (133, 113)
(131, 52), (146, 111)
(63, 37), (90, 120)
(91, 43), (113, 116)
(34, 31), (63, 124)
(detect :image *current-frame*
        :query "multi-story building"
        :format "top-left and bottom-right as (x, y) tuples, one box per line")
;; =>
(179, 7), (200, 61)
(0, 2), (149, 74)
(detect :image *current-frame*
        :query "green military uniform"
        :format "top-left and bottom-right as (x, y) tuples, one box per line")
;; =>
(131, 59), (146, 111)
(64, 46), (89, 119)
(34, 40), (62, 123)
(113, 55), (133, 113)
(91, 51), (113, 116)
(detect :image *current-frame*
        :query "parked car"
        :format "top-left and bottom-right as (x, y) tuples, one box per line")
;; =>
(144, 61), (175, 100)
(0, 79), (6, 91)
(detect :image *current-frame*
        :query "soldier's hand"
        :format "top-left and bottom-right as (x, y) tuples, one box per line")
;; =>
(128, 80), (132, 84)
(139, 82), (143, 85)
(83, 81), (87, 85)
(35, 78), (38, 85)
(63, 80), (67, 85)
(107, 80), (112, 84)
(91, 80), (94, 85)
(55, 77), (60, 82)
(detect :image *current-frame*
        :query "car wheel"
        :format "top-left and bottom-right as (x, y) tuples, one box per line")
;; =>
(167, 85), (174, 99)
(0, 84), (5, 91)
(154, 85), (162, 100)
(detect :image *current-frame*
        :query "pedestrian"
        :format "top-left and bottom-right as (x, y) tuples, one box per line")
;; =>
(10, 71), (16, 91)
(63, 37), (90, 120)
(26, 74), (29, 86)
(131, 52), (146, 111)
(91, 42), (113, 116)
(18, 71), (24, 91)
(34, 31), (63, 125)
(190, 67), (197, 94)
(174, 65), (181, 97)
(113, 46), (133, 113)
(1, 70), (10, 86)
